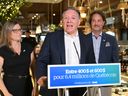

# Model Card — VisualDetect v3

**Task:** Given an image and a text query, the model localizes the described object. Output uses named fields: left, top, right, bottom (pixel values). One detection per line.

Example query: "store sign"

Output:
left=48, top=63, right=121, bottom=89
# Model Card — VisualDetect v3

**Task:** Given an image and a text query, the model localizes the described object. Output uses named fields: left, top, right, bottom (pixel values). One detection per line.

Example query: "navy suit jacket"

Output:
left=85, top=32, right=119, bottom=63
left=36, top=29, right=88, bottom=96
left=85, top=33, right=119, bottom=96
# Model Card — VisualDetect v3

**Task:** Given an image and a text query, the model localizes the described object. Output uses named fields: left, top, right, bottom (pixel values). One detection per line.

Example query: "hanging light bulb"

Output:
left=80, top=13, right=86, bottom=18
left=74, top=0, right=87, bottom=18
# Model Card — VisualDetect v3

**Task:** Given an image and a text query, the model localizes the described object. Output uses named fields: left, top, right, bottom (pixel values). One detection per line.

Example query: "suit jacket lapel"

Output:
left=79, top=31, right=87, bottom=63
left=99, top=33, right=106, bottom=62
left=87, top=33, right=96, bottom=63
left=57, top=30, right=66, bottom=64
left=90, top=33, right=96, bottom=63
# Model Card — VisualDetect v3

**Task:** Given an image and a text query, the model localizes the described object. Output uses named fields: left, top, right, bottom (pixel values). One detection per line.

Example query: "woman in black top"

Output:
left=0, top=21, right=35, bottom=96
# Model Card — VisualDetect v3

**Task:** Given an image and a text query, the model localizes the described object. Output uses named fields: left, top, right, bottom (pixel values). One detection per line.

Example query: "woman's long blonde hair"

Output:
left=0, top=21, right=20, bottom=48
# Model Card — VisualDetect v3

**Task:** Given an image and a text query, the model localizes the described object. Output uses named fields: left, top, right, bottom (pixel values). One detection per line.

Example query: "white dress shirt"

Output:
left=64, top=31, right=80, bottom=65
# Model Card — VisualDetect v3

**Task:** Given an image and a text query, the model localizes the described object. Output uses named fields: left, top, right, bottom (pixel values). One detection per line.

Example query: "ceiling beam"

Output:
left=25, top=0, right=63, bottom=3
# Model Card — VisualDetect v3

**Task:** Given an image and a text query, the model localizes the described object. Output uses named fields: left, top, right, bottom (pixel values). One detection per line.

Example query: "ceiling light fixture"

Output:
left=117, top=0, right=128, bottom=9
left=117, top=0, right=128, bottom=23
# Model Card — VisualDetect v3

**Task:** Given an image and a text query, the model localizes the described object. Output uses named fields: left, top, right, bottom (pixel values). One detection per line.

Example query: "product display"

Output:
left=112, top=75, right=128, bottom=96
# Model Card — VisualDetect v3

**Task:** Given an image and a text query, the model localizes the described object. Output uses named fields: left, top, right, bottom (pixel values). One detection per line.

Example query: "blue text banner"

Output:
left=48, top=63, right=121, bottom=89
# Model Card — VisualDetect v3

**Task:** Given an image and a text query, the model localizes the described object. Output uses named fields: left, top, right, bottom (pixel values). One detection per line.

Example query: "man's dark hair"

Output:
left=26, top=29, right=31, bottom=33
left=89, top=10, right=106, bottom=25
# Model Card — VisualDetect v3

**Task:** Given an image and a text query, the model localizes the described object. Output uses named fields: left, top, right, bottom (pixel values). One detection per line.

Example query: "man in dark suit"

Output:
left=86, top=11, right=119, bottom=96
left=36, top=7, right=88, bottom=96
left=22, top=30, right=37, bottom=49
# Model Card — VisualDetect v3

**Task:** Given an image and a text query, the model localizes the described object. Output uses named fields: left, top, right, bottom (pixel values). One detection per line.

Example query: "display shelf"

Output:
left=112, top=73, right=128, bottom=96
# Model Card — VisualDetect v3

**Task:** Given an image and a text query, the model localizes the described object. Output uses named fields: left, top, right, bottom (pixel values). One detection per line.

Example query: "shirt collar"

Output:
left=64, top=31, right=79, bottom=38
left=92, top=32, right=102, bottom=39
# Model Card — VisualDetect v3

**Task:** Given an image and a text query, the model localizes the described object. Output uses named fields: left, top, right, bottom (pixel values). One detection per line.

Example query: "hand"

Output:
left=31, top=87, right=39, bottom=96
left=9, top=94, right=13, bottom=96
left=37, top=76, right=47, bottom=87
left=5, top=93, right=13, bottom=96
left=2, top=90, right=13, bottom=96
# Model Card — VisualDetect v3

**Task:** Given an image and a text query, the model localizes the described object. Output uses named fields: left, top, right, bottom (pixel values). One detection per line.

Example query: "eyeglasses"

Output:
left=12, top=29, right=22, bottom=33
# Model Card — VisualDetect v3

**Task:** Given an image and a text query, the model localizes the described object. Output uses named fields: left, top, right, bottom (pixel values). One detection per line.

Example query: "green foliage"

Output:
left=0, top=0, right=25, bottom=22
left=49, top=24, right=58, bottom=32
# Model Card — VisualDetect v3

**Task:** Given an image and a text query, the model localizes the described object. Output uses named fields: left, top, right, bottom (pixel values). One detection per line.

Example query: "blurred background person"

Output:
left=22, top=30, right=37, bottom=50
left=0, top=21, right=36, bottom=96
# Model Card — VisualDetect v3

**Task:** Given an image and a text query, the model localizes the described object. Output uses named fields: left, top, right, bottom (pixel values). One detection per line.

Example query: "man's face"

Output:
left=62, top=9, right=80, bottom=35
left=91, top=13, right=105, bottom=33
